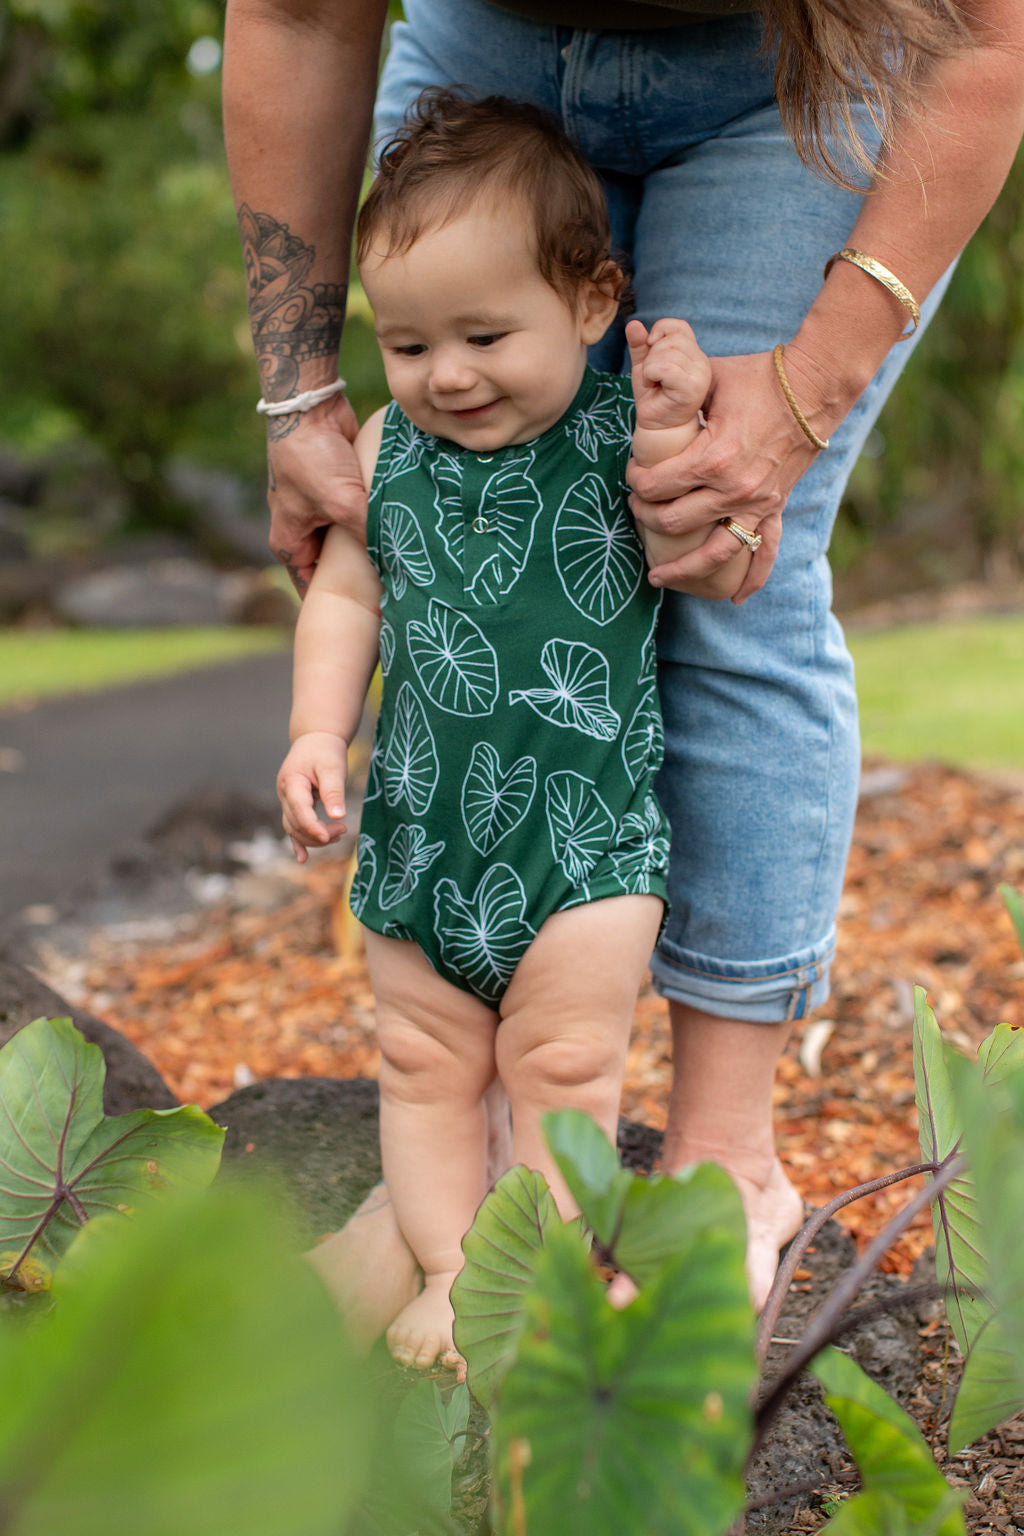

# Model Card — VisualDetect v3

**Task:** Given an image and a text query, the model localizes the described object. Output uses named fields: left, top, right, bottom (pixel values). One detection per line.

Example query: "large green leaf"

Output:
left=998, top=883, right=1024, bottom=956
left=0, top=1017, right=224, bottom=1284
left=542, top=1108, right=632, bottom=1246
left=493, top=1220, right=755, bottom=1536
left=913, top=992, right=988, bottom=1355
left=0, top=1188, right=373, bottom=1536
left=451, top=1164, right=562, bottom=1410
left=613, top=1163, right=747, bottom=1290
left=394, top=1380, right=471, bottom=1520
left=947, top=1058, right=1024, bottom=1452
left=812, top=1348, right=966, bottom=1536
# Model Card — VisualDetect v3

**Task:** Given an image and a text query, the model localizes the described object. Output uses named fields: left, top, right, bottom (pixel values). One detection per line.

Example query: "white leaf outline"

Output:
left=610, top=793, right=671, bottom=894
left=509, top=639, right=621, bottom=741
left=621, top=685, right=664, bottom=787
left=565, top=382, right=633, bottom=463
left=432, top=453, right=465, bottom=573
left=553, top=472, right=644, bottom=626
left=378, top=620, right=395, bottom=678
left=383, top=681, right=440, bottom=814
left=348, top=834, right=377, bottom=916
left=544, top=771, right=616, bottom=884
left=379, top=501, right=435, bottom=599
left=361, top=737, right=383, bottom=805
left=433, top=863, right=536, bottom=1004
left=407, top=599, right=500, bottom=717
left=387, top=412, right=431, bottom=477
left=465, top=456, right=543, bottom=603
left=460, top=742, right=537, bottom=855
left=379, top=823, right=446, bottom=910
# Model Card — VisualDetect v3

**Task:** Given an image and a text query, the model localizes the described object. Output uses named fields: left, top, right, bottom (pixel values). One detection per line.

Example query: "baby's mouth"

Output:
left=449, top=400, right=500, bottom=419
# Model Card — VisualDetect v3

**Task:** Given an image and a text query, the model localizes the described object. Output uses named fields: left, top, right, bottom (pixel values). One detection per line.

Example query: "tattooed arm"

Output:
left=223, top=0, right=388, bottom=592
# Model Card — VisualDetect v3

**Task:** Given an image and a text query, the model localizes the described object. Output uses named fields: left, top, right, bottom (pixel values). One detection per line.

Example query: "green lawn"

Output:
left=3, top=616, right=1021, bottom=773
left=0, top=627, right=290, bottom=708
left=849, top=615, right=1024, bottom=771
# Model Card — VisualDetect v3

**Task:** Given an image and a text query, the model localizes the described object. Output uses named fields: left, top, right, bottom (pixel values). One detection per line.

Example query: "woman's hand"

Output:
left=627, top=349, right=826, bottom=604
left=267, top=393, right=368, bottom=596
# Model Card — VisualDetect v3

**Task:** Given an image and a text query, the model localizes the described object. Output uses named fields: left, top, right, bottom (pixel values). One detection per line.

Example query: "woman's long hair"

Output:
left=765, top=0, right=972, bottom=183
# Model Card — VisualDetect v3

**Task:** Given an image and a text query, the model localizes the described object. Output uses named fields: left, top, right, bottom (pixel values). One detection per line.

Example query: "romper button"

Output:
left=473, top=515, right=490, bottom=534
left=477, top=454, right=493, bottom=463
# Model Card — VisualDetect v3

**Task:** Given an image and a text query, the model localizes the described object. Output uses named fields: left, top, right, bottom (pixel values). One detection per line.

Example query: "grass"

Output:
left=849, top=614, right=1024, bottom=771
left=2, top=614, right=1021, bottom=773
left=0, top=627, right=290, bottom=708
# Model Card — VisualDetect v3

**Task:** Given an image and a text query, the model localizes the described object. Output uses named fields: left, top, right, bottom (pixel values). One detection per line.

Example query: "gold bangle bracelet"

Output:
left=772, top=344, right=829, bottom=452
left=824, top=247, right=921, bottom=340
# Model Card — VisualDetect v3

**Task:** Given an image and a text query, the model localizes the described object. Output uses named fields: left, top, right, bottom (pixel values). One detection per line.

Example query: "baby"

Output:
left=277, top=90, right=751, bottom=1371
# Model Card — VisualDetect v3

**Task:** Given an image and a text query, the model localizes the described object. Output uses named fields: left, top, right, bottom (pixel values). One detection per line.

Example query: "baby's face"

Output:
left=360, top=203, right=614, bottom=451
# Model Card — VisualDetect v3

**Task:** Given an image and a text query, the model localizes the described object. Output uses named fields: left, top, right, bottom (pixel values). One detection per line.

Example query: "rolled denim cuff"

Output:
left=649, top=929, right=836, bottom=1024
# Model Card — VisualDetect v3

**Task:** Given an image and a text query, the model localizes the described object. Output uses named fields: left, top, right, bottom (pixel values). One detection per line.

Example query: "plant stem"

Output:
left=757, top=1161, right=938, bottom=1362
left=751, top=1153, right=963, bottom=1454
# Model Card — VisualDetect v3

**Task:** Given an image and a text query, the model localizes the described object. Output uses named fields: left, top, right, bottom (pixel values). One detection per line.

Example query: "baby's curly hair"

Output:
left=357, top=88, right=630, bottom=313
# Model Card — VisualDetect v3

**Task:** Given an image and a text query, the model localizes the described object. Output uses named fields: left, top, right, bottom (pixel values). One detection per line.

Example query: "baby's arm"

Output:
left=627, top=318, right=749, bottom=600
left=277, top=409, right=386, bottom=861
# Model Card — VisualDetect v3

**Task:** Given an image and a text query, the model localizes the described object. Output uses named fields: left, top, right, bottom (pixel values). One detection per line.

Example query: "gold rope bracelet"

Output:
left=772, top=345, right=829, bottom=452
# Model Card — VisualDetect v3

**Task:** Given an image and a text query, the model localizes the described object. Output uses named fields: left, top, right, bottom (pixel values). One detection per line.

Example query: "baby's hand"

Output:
left=626, top=317, right=712, bottom=435
left=276, top=731, right=349, bottom=863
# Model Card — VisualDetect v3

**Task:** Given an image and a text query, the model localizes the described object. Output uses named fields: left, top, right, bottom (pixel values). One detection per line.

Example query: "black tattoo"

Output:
left=238, top=204, right=346, bottom=441
left=275, top=547, right=308, bottom=596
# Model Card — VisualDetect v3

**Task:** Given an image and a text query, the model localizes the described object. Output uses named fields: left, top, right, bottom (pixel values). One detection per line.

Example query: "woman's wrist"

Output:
left=784, top=257, right=915, bottom=434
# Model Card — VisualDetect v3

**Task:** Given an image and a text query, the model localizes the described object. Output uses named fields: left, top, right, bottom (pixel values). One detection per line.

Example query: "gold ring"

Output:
left=720, top=518, right=762, bottom=553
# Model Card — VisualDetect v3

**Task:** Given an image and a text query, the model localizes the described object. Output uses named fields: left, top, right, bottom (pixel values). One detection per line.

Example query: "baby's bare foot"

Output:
left=386, top=1270, right=464, bottom=1374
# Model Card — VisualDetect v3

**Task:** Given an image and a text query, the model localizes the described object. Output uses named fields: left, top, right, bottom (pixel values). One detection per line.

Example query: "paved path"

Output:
left=0, top=654, right=293, bottom=922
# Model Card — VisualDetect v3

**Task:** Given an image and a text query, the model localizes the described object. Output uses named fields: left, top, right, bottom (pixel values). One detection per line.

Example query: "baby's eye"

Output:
left=469, top=333, right=503, bottom=348
left=392, top=343, right=426, bottom=357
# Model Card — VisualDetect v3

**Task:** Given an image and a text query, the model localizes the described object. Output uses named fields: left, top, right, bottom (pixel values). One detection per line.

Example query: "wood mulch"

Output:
left=66, top=755, right=1024, bottom=1533
left=75, top=757, right=1024, bottom=1276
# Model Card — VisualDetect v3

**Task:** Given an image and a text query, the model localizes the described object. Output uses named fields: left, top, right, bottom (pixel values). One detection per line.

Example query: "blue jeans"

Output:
left=374, top=0, right=950, bottom=1022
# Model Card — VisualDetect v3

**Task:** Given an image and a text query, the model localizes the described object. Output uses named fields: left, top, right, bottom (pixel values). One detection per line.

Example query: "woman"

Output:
left=223, top=0, right=1024, bottom=1317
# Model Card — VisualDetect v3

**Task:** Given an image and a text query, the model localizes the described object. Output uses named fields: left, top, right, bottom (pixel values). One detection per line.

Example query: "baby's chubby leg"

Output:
left=364, top=930, right=498, bottom=1371
left=496, top=895, right=663, bottom=1215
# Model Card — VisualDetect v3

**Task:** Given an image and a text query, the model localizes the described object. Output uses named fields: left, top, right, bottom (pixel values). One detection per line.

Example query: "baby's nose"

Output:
left=429, top=351, right=475, bottom=392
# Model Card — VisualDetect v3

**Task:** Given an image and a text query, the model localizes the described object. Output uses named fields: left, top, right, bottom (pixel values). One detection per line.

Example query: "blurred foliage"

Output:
left=0, top=2, right=1021, bottom=581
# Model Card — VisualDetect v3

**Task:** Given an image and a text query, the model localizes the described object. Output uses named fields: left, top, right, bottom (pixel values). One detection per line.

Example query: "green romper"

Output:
left=350, top=366, right=670, bottom=1005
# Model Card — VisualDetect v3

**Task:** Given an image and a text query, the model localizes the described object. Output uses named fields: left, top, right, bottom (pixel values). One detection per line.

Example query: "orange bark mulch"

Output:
left=75, top=759, right=1024, bottom=1277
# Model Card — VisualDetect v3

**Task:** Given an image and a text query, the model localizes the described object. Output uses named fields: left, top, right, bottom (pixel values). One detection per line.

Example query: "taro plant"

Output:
left=446, top=885, right=1024, bottom=1535
left=0, top=1015, right=224, bottom=1297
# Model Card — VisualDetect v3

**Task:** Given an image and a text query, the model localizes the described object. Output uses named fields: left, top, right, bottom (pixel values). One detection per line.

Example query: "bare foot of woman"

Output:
left=386, top=1269, right=464, bottom=1374
left=306, top=1184, right=422, bottom=1350
left=606, top=1156, right=803, bottom=1313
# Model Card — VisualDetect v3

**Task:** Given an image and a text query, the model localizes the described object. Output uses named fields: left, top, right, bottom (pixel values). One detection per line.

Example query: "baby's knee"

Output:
left=378, top=1016, right=491, bottom=1102
left=499, top=1032, right=625, bottom=1105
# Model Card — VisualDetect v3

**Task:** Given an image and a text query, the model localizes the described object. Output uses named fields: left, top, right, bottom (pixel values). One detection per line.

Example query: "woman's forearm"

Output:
left=223, top=0, right=388, bottom=407
left=787, top=0, right=1024, bottom=432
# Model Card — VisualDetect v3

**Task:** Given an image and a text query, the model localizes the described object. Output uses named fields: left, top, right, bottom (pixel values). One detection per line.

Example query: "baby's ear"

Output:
left=579, top=267, right=622, bottom=345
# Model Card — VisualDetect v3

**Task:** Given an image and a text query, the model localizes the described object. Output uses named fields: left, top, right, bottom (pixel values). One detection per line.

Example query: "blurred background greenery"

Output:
left=1, top=2, right=1022, bottom=767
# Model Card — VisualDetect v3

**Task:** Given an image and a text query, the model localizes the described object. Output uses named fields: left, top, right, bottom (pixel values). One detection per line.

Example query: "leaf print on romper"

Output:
left=433, top=863, right=536, bottom=1005
left=611, top=793, right=670, bottom=894
left=509, top=639, right=621, bottom=741
left=387, top=412, right=431, bottom=477
left=565, top=381, right=633, bottom=462
left=378, top=620, right=395, bottom=678
left=460, top=742, right=537, bottom=855
left=467, top=458, right=543, bottom=604
left=544, top=772, right=616, bottom=885
left=379, top=824, right=446, bottom=910
left=348, top=834, right=377, bottom=917
left=621, top=685, right=664, bottom=788
left=379, top=501, right=435, bottom=599
left=553, top=473, right=644, bottom=626
left=407, top=599, right=500, bottom=716
left=383, top=681, right=440, bottom=815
